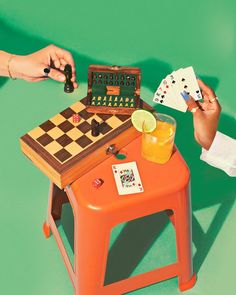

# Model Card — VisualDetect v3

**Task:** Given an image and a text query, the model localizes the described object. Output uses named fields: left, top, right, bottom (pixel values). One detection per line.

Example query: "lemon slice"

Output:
left=131, top=110, right=157, bottom=132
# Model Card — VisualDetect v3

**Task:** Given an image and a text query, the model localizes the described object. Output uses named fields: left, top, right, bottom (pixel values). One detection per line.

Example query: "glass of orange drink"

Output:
left=141, top=113, right=176, bottom=164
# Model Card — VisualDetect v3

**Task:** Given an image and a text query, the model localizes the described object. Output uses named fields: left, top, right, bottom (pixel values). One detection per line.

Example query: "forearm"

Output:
left=200, top=131, right=236, bottom=176
left=0, top=50, right=13, bottom=77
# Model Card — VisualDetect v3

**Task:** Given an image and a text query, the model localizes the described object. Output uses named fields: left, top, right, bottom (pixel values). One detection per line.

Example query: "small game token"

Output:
left=115, top=153, right=127, bottom=160
left=92, top=178, right=104, bottom=188
left=72, top=114, right=81, bottom=123
left=91, top=119, right=100, bottom=137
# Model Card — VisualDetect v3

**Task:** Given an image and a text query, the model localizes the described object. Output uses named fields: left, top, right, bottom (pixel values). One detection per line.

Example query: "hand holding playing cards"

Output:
left=183, top=79, right=222, bottom=150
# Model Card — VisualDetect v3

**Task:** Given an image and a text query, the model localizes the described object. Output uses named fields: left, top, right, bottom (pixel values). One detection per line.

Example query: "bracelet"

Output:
left=7, top=54, right=16, bottom=79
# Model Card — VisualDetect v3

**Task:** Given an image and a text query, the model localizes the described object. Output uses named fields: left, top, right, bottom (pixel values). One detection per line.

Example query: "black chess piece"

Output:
left=91, top=119, right=100, bottom=137
left=64, top=64, right=74, bottom=93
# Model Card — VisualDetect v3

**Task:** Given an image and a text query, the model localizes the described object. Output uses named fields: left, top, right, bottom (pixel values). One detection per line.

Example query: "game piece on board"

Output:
left=92, top=178, right=104, bottom=188
left=72, top=114, right=80, bottom=123
left=91, top=119, right=100, bottom=137
left=64, top=64, right=74, bottom=93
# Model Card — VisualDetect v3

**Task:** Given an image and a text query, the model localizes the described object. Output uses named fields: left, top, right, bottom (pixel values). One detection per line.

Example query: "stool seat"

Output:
left=71, top=136, right=190, bottom=211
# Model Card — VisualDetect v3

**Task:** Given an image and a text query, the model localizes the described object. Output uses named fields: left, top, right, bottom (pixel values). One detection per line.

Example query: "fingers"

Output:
left=47, top=67, right=65, bottom=82
left=197, top=79, right=216, bottom=101
left=181, top=91, right=201, bottom=113
left=47, top=44, right=77, bottom=86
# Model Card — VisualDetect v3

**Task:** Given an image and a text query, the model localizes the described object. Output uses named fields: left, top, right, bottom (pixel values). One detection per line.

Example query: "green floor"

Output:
left=0, top=1, right=236, bottom=294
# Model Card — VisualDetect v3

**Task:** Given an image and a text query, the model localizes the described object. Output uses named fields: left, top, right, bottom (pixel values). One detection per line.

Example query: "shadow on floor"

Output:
left=2, top=17, right=236, bottom=283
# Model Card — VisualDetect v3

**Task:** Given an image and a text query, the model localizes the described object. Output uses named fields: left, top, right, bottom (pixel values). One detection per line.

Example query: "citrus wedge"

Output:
left=131, top=110, right=157, bottom=132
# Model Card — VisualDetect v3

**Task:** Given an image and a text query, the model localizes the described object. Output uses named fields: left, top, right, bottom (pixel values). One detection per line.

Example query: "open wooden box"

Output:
left=86, top=65, right=141, bottom=115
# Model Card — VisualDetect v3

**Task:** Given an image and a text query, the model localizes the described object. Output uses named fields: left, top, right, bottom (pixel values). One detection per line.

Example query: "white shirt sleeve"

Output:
left=200, top=131, right=236, bottom=176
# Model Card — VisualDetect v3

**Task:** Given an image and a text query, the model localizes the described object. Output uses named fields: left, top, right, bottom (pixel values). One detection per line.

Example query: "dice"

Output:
left=72, top=114, right=80, bottom=123
left=92, top=178, right=104, bottom=189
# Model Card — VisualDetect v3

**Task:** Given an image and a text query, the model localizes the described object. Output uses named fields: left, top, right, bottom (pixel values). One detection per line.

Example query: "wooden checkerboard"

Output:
left=20, top=97, right=145, bottom=188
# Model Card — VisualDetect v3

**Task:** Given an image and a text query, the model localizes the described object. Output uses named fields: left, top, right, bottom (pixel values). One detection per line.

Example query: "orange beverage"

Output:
left=141, top=113, right=176, bottom=164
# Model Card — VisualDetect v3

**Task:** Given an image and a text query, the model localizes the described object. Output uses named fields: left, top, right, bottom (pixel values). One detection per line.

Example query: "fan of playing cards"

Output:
left=153, top=66, right=202, bottom=112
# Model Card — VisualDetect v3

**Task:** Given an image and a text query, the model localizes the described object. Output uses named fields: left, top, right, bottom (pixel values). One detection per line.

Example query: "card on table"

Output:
left=112, top=161, right=144, bottom=195
left=153, top=66, right=202, bottom=112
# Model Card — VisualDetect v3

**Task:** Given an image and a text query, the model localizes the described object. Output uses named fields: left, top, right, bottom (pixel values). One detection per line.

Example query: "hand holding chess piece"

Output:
left=182, top=79, right=222, bottom=150
left=0, top=45, right=78, bottom=88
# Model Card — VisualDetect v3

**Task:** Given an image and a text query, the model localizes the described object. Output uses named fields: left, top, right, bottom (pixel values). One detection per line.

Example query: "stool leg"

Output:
left=174, top=188, right=197, bottom=291
left=74, top=213, right=111, bottom=295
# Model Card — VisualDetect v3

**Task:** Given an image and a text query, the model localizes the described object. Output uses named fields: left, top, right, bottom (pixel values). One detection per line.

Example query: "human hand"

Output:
left=181, top=79, right=222, bottom=150
left=9, top=45, right=78, bottom=88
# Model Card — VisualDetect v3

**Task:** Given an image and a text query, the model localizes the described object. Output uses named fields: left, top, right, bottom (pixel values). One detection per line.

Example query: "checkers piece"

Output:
left=92, top=178, right=104, bottom=188
left=72, top=114, right=81, bottom=123
left=91, top=119, right=100, bottom=137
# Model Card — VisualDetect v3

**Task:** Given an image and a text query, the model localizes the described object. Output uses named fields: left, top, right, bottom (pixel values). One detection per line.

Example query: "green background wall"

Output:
left=0, top=1, right=235, bottom=294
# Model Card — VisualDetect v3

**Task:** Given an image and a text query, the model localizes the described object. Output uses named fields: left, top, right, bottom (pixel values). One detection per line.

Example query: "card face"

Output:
left=112, top=161, right=144, bottom=195
left=168, top=71, right=188, bottom=112
left=153, top=77, right=187, bottom=112
left=171, top=67, right=202, bottom=101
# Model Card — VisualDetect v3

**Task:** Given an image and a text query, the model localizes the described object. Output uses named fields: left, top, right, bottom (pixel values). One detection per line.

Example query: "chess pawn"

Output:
left=91, top=119, right=100, bottom=137
left=64, top=64, right=74, bottom=93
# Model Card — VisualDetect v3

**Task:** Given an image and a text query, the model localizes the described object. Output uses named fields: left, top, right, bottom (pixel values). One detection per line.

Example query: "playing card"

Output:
left=112, top=161, right=144, bottom=195
left=171, top=67, right=202, bottom=101
left=153, top=76, right=187, bottom=112
left=168, top=70, right=188, bottom=112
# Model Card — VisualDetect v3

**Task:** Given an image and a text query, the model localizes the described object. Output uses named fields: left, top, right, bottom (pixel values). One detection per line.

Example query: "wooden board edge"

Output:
left=61, top=128, right=141, bottom=187
left=20, top=139, right=63, bottom=189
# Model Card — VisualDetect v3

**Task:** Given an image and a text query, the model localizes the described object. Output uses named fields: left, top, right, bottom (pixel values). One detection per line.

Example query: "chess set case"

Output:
left=20, top=66, right=152, bottom=189
left=86, top=65, right=141, bottom=115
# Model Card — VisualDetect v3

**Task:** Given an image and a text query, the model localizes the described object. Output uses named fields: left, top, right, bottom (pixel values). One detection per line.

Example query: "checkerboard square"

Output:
left=50, top=114, right=66, bottom=126
left=77, top=121, right=91, bottom=133
left=78, top=109, right=93, bottom=120
left=37, top=133, right=54, bottom=146
left=39, top=120, right=56, bottom=132
left=56, top=134, right=73, bottom=147
left=64, top=142, right=83, bottom=155
left=28, top=127, right=45, bottom=139
left=60, top=107, right=75, bottom=119
left=47, top=127, right=65, bottom=139
left=106, top=116, right=124, bottom=128
left=44, top=141, right=63, bottom=154
left=67, top=128, right=83, bottom=141
left=116, top=114, right=130, bottom=122
left=54, top=148, right=72, bottom=162
left=100, top=122, right=112, bottom=135
left=75, top=135, right=93, bottom=148
left=70, top=101, right=85, bottom=113
left=58, top=120, right=74, bottom=133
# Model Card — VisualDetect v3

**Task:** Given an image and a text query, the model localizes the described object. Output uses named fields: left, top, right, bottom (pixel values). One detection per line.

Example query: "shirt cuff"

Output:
left=200, top=131, right=236, bottom=176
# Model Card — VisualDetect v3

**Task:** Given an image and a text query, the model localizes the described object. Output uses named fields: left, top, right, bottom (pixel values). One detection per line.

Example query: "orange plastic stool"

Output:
left=45, top=135, right=196, bottom=295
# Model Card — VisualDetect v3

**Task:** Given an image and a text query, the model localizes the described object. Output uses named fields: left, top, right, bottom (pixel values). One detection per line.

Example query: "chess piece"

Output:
left=91, top=119, right=100, bottom=137
left=64, top=64, right=74, bottom=93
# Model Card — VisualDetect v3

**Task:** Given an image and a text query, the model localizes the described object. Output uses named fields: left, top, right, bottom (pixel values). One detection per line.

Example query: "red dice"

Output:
left=92, top=178, right=104, bottom=189
left=72, top=114, right=80, bottom=123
